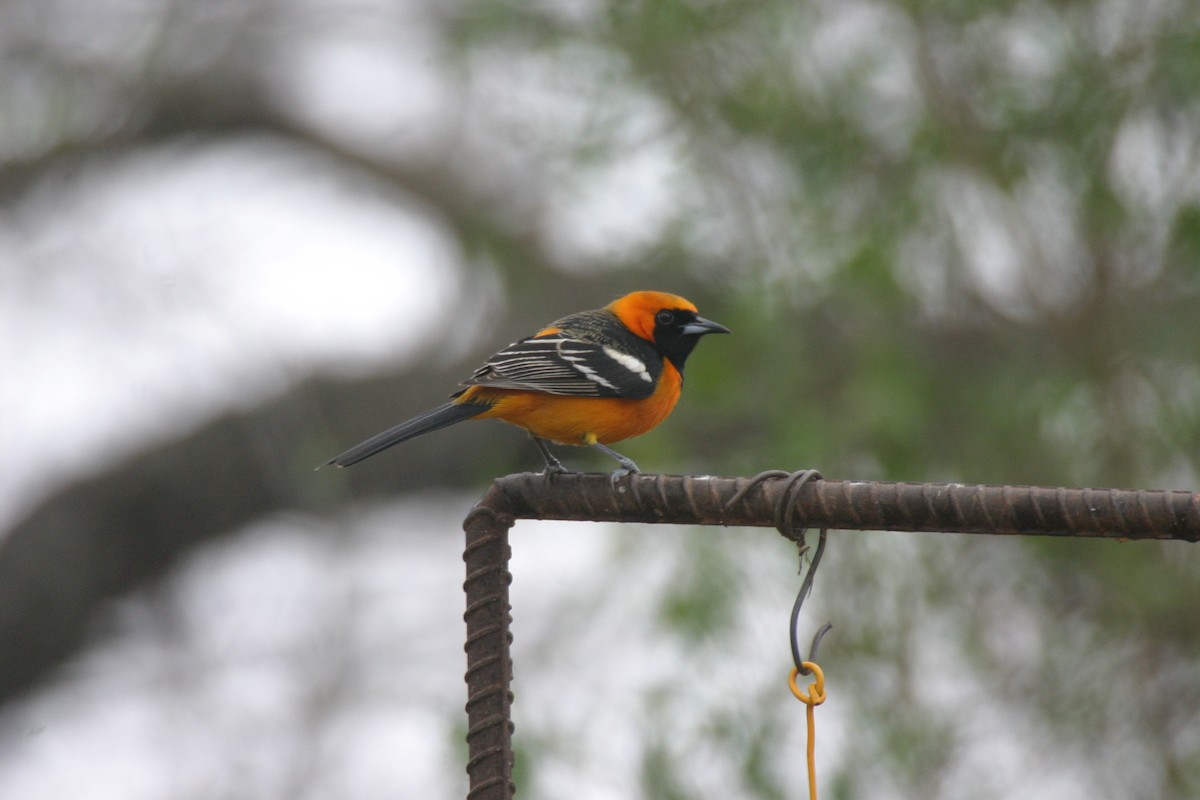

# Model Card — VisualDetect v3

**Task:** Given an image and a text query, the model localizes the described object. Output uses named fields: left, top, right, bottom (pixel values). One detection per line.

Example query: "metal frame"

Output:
left=461, top=471, right=1200, bottom=798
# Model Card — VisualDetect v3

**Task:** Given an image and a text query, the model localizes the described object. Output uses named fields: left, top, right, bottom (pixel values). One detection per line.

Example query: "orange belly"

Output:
left=458, top=363, right=682, bottom=445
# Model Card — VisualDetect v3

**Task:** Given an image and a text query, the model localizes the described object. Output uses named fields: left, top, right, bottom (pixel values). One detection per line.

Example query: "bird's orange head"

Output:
left=607, top=291, right=697, bottom=341
left=606, top=290, right=730, bottom=372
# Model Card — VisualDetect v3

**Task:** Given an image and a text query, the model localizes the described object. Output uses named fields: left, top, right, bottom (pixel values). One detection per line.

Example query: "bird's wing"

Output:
left=461, top=332, right=661, bottom=399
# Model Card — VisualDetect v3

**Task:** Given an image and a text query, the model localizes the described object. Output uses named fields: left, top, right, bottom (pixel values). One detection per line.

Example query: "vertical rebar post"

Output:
left=462, top=504, right=516, bottom=800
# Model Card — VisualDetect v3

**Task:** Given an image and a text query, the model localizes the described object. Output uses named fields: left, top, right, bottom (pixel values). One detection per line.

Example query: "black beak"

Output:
left=681, top=315, right=732, bottom=336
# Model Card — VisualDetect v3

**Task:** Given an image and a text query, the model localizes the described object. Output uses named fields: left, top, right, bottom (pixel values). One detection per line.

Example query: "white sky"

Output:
left=0, top=140, right=464, bottom=525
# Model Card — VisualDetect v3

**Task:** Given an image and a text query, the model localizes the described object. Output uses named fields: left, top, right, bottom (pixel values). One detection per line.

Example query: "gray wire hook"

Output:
left=729, top=469, right=832, bottom=674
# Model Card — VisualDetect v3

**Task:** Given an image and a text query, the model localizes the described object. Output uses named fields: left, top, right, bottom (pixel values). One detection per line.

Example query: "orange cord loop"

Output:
left=789, top=661, right=826, bottom=705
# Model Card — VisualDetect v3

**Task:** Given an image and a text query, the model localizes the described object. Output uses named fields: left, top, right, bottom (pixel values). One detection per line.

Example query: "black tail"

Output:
left=326, top=401, right=488, bottom=467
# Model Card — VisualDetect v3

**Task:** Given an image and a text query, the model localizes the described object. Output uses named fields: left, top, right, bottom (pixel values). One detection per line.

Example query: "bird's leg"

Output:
left=591, top=443, right=640, bottom=482
left=531, top=435, right=569, bottom=474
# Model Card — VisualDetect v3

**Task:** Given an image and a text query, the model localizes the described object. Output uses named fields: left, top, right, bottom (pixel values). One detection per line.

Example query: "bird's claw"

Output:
left=609, top=465, right=639, bottom=486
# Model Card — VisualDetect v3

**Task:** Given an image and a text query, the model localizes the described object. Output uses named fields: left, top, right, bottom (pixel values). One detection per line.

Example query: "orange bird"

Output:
left=327, top=290, right=730, bottom=475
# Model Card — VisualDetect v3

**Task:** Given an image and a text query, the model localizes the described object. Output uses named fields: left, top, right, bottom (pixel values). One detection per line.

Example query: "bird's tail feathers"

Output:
left=327, top=401, right=488, bottom=467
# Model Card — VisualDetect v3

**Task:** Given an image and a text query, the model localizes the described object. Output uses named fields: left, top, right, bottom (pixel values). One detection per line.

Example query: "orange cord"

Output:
left=789, top=661, right=826, bottom=800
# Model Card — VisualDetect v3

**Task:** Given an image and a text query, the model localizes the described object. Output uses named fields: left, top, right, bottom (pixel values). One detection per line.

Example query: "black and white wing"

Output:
left=460, top=332, right=662, bottom=399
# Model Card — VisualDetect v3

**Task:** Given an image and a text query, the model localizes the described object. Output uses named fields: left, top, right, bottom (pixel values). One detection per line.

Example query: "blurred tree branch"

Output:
left=0, top=355, right=511, bottom=705
left=0, top=46, right=649, bottom=705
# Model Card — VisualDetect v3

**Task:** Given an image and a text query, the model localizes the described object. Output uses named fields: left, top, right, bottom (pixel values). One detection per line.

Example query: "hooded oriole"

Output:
left=326, top=290, right=730, bottom=475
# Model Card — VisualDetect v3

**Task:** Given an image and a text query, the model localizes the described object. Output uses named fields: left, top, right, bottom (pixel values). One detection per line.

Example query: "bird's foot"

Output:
left=592, top=442, right=640, bottom=484
left=531, top=435, right=572, bottom=476
left=608, top=464, right=640, bottom=486
left=540, top=460, right=571, bottom=477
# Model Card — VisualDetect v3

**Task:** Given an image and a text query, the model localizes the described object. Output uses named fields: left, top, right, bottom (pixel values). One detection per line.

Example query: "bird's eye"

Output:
left=655, top=310, right=674, bottom=325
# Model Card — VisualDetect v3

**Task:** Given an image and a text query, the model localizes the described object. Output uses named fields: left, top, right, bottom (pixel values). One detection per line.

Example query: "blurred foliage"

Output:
left=4, top=0, right=1200, bottom=797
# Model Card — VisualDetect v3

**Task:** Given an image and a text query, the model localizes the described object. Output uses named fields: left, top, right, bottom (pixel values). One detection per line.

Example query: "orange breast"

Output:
left=459, top=362, right=683, bottom=445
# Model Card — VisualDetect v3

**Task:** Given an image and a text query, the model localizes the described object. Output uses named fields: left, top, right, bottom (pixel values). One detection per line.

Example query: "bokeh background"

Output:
left=3, top=0, right=1200, bottom=797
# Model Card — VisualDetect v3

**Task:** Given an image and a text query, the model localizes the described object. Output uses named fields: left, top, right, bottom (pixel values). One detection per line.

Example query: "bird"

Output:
left=325, top=290, right=730, bottom=476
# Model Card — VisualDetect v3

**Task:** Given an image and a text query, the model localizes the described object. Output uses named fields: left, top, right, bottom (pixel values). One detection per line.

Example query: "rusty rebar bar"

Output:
left=462, top=505, right=515, bottom=800
left=461, top=471, right=1198, bottom=797
left=480, top=472, right=1200, bottom=541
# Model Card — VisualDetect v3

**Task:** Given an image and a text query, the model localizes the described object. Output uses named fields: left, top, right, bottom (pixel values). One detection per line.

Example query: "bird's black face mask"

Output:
left=652, top=308, right=731, bottom=373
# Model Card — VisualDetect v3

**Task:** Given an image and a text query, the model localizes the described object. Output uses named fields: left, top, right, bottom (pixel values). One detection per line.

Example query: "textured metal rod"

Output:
left=480, top=473, right=1200, bottom=541
left=462, top=505, right=516, bottom=800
